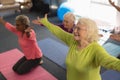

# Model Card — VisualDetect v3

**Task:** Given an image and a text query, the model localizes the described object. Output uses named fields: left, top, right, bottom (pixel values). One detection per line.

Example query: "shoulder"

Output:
left=5, top=22, right=15, bottom=27
left=30, top=29, right=35, bottom=34
left=90, top=42, right=104, bottom=51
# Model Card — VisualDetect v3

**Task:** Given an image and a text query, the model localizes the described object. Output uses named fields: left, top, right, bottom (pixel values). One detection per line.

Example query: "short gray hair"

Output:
left=15, top=15, right=30, bottom=26
left=63, top=12, right=75, bottom=22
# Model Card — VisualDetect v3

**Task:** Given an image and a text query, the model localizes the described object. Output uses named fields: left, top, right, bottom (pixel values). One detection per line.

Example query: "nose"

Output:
left=73, top=28, right=77, bottom=33
left=63, top=22, right=66, bottom=26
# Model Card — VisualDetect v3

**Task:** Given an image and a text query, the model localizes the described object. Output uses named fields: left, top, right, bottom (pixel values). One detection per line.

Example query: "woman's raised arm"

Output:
left=109, top=0, right=120, bottom=12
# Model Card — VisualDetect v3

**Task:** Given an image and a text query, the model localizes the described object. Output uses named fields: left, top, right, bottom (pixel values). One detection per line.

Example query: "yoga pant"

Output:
left=12, top=56, right=42, bottom=75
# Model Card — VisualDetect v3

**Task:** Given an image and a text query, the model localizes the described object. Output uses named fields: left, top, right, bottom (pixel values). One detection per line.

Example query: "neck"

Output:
left=77, top=40, right=89, bottom=49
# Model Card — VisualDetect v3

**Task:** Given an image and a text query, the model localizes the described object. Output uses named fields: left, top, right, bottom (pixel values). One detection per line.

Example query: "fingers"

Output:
left=37, top=16, right=40, bottom=20
left=32, top=14, right=48, bottom=25
left=36, top=14, right=48, bottom=21
left=45, top=14, right=48, bottom=18
left=109, top=0, right=113, bottom=3
left=32, top=19, right=40, bottom=25
left=0, top=16, right=3, bottom=19
left=109, top=0, right=114, bottom=5
left=109, top=0, right=112, bottom=2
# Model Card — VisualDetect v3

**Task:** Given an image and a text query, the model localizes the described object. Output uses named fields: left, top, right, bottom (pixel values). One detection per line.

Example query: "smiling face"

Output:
left=63, top=17, right=74, bottom=29
left=63, top=12, right=75, bottom=30
left=73, top=17, right=99, bottom=43
left=73, top=21, right=87, bottom=41
left=15, top=15, right=30, bottom=32
left=16, top=21, right=25, bottom=32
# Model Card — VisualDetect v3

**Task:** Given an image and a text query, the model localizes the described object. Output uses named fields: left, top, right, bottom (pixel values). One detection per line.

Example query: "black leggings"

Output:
left=12, top=56, right=42, bottom=75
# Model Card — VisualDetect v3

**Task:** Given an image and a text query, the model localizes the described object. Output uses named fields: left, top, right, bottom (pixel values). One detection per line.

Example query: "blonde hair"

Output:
left=63, top=12, right=75, bottom=22
left=15, top=15, right=30, bottom=26
left=78, top=17, right=99, bottom=42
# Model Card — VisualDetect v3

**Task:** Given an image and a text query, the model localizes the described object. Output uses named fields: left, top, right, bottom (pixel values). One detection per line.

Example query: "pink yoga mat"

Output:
left=0, top=48, right=57, bottom=80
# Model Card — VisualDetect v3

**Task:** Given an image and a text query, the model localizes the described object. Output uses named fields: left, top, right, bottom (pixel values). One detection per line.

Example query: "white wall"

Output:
left=59, top=0, right=120, bottom=26
left=116, top=0, right=120, bottom=26
left=88, top=3, right=117, bottom=25
left=89, top=0, right=120, bottom=26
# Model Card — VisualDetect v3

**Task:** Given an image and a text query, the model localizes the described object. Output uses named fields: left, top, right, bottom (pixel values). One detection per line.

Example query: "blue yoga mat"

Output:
left=101, top=70, right=120, bottom=80
left=38, top=38, right=69, bottom=69
left=102, top=42, right=120, bottom=57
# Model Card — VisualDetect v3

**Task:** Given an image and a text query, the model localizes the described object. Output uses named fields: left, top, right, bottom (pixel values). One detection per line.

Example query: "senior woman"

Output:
left=57, top=12, right=75, bottom=33
left=33, top=14, right=120, bottom=80
left=0, top=15, right=43, bottom=75
left=32, top=12, right=75, bottom=33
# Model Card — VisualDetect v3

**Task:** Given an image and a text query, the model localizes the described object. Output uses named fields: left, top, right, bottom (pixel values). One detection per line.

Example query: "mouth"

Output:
left=74, top=33, right=80, bottom=40
left=74, top=32, right=80, bottom=36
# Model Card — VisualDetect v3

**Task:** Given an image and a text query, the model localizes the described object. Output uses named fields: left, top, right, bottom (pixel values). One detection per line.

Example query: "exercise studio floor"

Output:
left=1, top=9, right=120, bottom=80
left=0, top=10, right=66, bottom=80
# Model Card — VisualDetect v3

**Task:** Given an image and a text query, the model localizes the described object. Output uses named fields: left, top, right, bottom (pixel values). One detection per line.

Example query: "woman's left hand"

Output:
left=32, top=17, right=41, bottom=25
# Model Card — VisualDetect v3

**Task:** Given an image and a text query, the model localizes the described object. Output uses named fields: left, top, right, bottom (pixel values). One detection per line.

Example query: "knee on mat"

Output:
left=14, top=68, right=30, bottom=75
left=12, top=68, right=23, bottom=75
left=16, top=70, right=28, bottom=75
left=12, top=66, right=17, bottom=72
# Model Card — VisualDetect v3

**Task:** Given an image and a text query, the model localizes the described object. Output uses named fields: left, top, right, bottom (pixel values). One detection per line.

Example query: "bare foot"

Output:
left=39, top=60, right=43, bottom=65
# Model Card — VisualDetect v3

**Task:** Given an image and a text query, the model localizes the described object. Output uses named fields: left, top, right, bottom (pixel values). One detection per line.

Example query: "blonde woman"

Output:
left=34, top=14, right=120, bottom=80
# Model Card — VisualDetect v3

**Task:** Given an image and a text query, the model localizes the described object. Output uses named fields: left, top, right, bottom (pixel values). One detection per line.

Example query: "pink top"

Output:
left=5, top=22, right=43, bottom=60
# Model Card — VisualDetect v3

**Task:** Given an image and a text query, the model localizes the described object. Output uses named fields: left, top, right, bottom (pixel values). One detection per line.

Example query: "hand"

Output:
left=32, top=16, right=45, bottom=26
left=109, top=0, right=115, bottom=6
left=0, top=16, right=6, bottom=25
left=0, top=16, right=3, bottom=22
left=32, top=18, right=41, bottom=25
left=32, top=14, right=48, bottom=26
left=44, top=13, right=48, bottom=19
left=108, top=0, right=120, bottom=12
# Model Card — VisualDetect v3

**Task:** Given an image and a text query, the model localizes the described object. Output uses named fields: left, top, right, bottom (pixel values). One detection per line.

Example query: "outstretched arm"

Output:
left=33, top=14, right=73, bottom=46
left=0, top=17, right=6, bottom=25
left=0, top=16, right=18, bottom=34
left=109, top=0, right=120, bottom=12
left=32, top=16, right=44, bottom=26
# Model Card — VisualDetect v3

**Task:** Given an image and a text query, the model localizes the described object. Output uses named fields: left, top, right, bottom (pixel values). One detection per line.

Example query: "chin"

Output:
left=74, top=37, right=80, bottom=41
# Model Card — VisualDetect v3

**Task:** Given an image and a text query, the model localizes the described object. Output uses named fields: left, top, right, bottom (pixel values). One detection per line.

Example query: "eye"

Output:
left=73, top=26, right=80, bottom=30
left=16, top=24, right=22, bottom=26
left=77, top=27, right=80, bottom=30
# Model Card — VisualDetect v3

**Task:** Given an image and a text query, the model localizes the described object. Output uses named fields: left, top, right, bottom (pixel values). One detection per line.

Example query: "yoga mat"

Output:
left=101, top=70, right=120, bottom=80
left=0, top=49, right=57, bottom=80
left=38, top=38, right=69, bottom=69
left=103, top=42, right=120, bottom=57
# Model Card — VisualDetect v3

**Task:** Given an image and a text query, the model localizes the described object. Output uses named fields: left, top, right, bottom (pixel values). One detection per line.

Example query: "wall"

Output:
left=57, top=0, right=120, bottom=26
left=116, top=0, right=120, bottom=26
